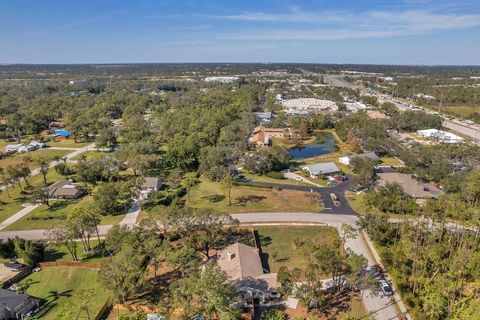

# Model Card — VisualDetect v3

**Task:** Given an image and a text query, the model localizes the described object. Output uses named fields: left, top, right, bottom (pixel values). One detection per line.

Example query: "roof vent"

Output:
left=227, top=251, right=235, bottom=260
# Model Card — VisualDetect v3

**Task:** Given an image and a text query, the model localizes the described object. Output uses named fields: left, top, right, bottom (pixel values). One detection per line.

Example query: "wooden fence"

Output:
left=38, top=261, right=102, bottom=269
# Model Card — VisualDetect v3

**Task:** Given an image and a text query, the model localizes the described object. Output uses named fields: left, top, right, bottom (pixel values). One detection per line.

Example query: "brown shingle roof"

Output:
left=377, top=173, right=442, bottom=199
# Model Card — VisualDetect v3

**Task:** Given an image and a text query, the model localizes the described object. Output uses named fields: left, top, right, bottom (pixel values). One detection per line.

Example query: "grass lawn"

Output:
left=43, top=240, right=109, bottom=263
left=0, top=171, right=63, bottom=224
left=72, top=150, right=114, bottom=160
left=344, top=191, right=382, bottom=216
left=46, top=140, right=90, bottom=148
left=256, top=226, right=341, bottom=274
left=380, top=156, right=403, bottom=167
left=0, top=149, right=72, bottom=170
left=187, top=177, right=323, bottom=213
left=20, top=267, right=109, bottom=320
left=3, top=196, right=126, bottom=230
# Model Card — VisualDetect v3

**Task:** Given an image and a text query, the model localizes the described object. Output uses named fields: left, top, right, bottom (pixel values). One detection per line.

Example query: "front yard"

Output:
left=0, top=148, right=71, bottom=170
left=19, top=267, right=109, bottom=320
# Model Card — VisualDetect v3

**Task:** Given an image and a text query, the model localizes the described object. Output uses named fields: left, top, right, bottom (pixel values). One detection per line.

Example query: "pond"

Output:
left=288, top=132, right=336, bottom=159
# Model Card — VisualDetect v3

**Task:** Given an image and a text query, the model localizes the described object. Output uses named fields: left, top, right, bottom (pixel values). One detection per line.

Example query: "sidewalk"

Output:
left=0, top=204, right=40, bottom=230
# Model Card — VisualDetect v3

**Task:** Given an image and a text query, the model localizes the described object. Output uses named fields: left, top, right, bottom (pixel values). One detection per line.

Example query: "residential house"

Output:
left=28, top=141, right=47, bottom=150
left=140, top=177, right=162, bottom=199
left=48, top=180, right=84, bottom=199
left=217, top=243, right=279, bottom=306
left=377, top=172, right=442, bottom=204
left=253, top=112, right=272, bottom=123
left=0, top=289, right=40, bottom=320
left=53, top=129, right=70, bottom=140
left=339, top=152, right=380, bottom=166
left=301, top=162, right=341, bottom=178
left=17, top=145, right=35, bottom=153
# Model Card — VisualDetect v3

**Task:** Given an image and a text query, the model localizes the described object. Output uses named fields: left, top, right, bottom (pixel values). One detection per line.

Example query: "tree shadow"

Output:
left=234, top=195, right=266, bottom=207
left=47, top=201, right=73, bottom=212
left=202, top=194, right=225, bottom=203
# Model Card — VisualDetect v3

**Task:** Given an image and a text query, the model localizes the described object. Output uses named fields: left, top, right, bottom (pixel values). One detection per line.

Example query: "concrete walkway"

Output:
left=0, top=204, right=40, bottom=230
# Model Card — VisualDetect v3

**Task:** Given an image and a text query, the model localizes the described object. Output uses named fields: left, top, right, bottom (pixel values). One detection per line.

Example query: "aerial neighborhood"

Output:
left=1, top=63, right=480, bottom=320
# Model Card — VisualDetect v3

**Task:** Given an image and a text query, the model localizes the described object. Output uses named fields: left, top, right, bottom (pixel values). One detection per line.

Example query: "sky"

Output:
left=1, top=0, right=480, bottom=65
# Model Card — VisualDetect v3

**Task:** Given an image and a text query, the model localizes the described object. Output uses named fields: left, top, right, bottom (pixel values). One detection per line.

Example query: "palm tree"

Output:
left=36, top=157, right=49, bottom=186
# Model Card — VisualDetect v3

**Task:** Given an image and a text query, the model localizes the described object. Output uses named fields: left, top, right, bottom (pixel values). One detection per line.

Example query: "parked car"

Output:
left=379, top=279, right=394, bottom=296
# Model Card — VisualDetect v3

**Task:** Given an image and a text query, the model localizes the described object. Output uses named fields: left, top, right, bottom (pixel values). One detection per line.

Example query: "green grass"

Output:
left=46, top=140, right=90, bottom=148
left=19, top=267, right=109, bottom=320
left=3, top=196, right=126, bottom=230
left=43, top=240, right=109, bottom=263
left=187, top=176, right=323, bottom=213
left=345, top=191, right=416, bottom=219
left=0, top=171, right=63, bottom=224
left=72, top=150, right=114, bottom=160
left=380, top=156, right=403, bottom=167
left=256, top=226, right=341, bottom=275
left=0, top=149, right=72, bottom=170
left=240, top=170, right=312, bottom=187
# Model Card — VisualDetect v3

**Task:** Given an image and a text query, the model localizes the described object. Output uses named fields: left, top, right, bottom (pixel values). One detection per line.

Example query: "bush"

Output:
left=265, top=171, right=285, bottom=180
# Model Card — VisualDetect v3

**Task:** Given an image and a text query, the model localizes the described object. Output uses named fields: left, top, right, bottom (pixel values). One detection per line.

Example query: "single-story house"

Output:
left=377, top=172, right=442, bottom=203
left=48, top=180, right=84, bottom=199
left=141, top=177, right=162, bottom=192
left=417, top=129, right=464, bottom=144
left=302, top=162, right=341, bottom=178
left=339, top=152, right=380, bottom=166
left=0, top=289, right=40, bottom=320
left=5, top=144, right=23, bottom=152
left=17, top=145, right=35, bottom=153
left=217, top=243, right=279, bottom=306
left=28, top=141, right=47, bottom=150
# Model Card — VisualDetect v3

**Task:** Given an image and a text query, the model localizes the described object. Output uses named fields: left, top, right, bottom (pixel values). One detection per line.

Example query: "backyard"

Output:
left=19, top=267, right=109, bottom=320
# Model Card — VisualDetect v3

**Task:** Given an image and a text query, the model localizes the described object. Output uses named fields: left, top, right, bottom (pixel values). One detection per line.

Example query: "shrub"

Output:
left=265, top=171, right=285, bottom=180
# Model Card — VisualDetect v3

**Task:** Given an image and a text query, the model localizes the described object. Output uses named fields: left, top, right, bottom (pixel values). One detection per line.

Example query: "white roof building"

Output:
left=5, top=144, right=23, bottom=152
left=302, top=162, right=341, bottom=178
left=417, top=129, right=464, bottom=144
left=339, top=152, right=380, bottom=166
left=344, top=102, right=367, bottom=112
left=281, top=98, right=338, bottom=113
left=204, top=76, right=239, bottom=83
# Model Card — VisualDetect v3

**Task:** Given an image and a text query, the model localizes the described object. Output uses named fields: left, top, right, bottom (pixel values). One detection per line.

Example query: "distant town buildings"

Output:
left=281, top=98, right=338, bottom=113
left=204, top=76, right=239, bottom=83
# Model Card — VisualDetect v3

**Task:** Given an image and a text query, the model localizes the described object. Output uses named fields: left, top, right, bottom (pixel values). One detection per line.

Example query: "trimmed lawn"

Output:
left=19, top=267, right=109, bottom=320
left=0, top=171, right=63, bottom=224
left=188, top=177, right=323, bottom=213
left=380, top=156, right=403, bottom=167
left=3, top=196, right=126, bottom=230
left=0, top=149, right=71, bottom=170
left=256, top=226, right=341, bottom=274
left=72, top=150, right=114, bottom=160
left=46, top=140, right=90, bottom=148
left=43, top=240, right=109, bottom=263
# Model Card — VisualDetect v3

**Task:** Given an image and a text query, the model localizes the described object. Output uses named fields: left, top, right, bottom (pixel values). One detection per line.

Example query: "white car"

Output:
left=379, top=279, right=393, bottom=296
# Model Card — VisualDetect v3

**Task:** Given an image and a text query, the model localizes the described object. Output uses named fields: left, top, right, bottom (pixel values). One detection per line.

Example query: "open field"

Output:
left=20, top=267, right=109, bottom=320
left=256, top=226, right=341, bottom=274
left=0, top=171, right=63, bottom=224
left=46, top=140, right=90, bottom=149
left=0, top=148, right=71, bottom=170
left=380, top=156, right=403, bottom=167
left=187, top=177, right=323, bottom=213
left=3, top=196, right=125, bottom=231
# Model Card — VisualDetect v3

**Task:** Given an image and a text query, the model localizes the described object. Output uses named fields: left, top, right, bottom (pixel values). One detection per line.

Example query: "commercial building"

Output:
left=417, top=129, right=464, bottom=144
left=204, top=76, right=239, bottom=83
left=281, top=98, right=338, bottom=113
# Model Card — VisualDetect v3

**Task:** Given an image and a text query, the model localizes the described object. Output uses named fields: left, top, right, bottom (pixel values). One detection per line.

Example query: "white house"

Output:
left=302, top=162, right=341, bottom=178
left=28, top=141, right=47, bottom=150
left=339, top=152, right=380, bottom=166
left=417, top=129, right=464, bottom=144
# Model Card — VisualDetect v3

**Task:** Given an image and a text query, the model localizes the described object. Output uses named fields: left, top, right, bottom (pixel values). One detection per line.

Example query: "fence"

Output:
left=38, top=261, right=102, bottom=269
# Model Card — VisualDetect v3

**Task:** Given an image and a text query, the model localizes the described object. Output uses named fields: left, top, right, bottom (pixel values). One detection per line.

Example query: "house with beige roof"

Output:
left=217, top=243, right=280, bottom=305
left=48, top=180, right=84, bottom=199
left=377, top=172, right=442, bottom=204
